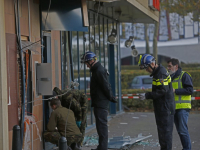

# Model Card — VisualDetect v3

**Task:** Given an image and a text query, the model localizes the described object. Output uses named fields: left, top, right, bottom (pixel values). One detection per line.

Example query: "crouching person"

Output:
left=44, top=98, right=82, bottom=150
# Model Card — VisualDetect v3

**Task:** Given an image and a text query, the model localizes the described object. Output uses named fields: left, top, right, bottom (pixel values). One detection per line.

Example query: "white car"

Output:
left=130, top=75, right=152, bottom=89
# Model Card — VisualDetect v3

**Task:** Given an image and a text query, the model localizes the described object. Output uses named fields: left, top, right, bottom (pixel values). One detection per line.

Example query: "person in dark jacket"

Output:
left=167, top=58, right=193, bottom=150
left=138, top=54, right=175, bottom=150
left=81, top=51, right=117, bottom=150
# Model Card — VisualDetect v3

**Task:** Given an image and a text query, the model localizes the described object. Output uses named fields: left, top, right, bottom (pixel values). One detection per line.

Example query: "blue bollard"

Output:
left=59, top=136, right=68, bottom=150
left=12, top=125, right=22, bottom=150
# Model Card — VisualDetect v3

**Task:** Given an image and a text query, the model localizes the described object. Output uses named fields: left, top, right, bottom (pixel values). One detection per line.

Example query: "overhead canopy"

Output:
left=87, top=0, right=159, bottom=23
left=41, top=0, right=88, bottom=31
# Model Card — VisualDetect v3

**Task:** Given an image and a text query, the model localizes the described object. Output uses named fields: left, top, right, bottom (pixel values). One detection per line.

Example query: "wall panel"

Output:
left=30, top=0, right=40, bottom=38
left=4, top=0, right=15, bottom=34
left=51, top=31, right=61, bottom=89
left=6, top=33, right=19, bottom=131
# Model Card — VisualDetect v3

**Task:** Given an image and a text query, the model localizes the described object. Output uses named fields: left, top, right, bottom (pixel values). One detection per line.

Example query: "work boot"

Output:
left=71, top=143, right=81, bottom=150
left=67, top=147, right=72, bottom=150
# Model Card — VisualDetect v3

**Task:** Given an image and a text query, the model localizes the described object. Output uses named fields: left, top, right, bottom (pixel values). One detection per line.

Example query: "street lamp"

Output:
left=131, top=45, right=138, bottom=57
left=108, top=29, right=117, bottom=44
left=125, top=36, right=134, bottom=48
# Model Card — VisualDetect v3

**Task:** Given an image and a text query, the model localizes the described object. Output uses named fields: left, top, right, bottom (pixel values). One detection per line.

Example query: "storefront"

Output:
left=1, top=0, right=159, bottom=149
left=59, top=0, right=159, bottom=127
left=61, top=10, right=122, bottom=126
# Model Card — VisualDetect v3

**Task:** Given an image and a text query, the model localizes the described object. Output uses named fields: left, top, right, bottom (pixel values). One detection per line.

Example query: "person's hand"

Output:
left=173, top=88, right=175, bottom=93
left=110, top=96, right=117, bottom=103
left=139, top=93, right=146, bottom=100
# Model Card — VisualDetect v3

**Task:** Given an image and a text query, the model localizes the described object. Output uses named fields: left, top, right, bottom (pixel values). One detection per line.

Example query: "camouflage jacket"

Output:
left=53, top=87, right=88, bottom=123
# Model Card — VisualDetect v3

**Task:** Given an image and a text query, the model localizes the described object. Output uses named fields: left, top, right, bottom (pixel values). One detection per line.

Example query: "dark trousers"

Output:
left=94, top=107, right=108, bottom=150
left=155, top=114, right=174, bottom=150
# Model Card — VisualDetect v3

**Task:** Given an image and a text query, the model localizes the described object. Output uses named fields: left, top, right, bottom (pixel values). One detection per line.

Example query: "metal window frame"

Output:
left=64, top=9, right=122, bottom=123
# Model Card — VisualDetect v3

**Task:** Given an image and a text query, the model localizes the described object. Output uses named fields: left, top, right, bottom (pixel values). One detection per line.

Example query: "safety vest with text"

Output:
left=172, top=71, right=192, bottom=109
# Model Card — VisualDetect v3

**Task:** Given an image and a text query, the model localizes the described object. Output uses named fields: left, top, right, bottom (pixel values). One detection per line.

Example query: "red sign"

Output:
left=153, top=0, right=160, bottom=11
left=149, top=0, right=160, bottom=11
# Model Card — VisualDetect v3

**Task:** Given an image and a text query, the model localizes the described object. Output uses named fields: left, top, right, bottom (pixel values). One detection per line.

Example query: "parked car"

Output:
left=130, top=75, right=152, bottom=89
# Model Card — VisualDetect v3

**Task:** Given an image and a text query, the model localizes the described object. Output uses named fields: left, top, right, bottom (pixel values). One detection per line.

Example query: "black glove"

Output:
left=110, top=96, right=117, bottom=103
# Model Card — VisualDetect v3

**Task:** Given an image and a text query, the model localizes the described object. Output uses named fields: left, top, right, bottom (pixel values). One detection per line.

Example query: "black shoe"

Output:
left=71, top=143, right=81, bottom=150
left=74, top=145, right=81, bottom=150
left=67, top=147, right=72, bottom=150
left=91, top=148, right=98, bottom=150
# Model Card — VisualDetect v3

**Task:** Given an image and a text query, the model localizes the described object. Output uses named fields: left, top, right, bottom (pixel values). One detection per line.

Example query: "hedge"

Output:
left=121, top=64, right=200, bottom=70
left=121, top=88, right=200, bottom=112
left=121, top=69, right=200, bottom=89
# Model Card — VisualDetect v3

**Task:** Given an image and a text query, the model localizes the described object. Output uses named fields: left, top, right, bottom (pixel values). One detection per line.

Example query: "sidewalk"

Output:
left=82, top=112, right=200, bottom=150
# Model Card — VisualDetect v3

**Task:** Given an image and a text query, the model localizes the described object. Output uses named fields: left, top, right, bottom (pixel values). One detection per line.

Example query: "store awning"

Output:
left=41, top=0, right=88, bottom=31
left=87, top=0, right=159, bottom=23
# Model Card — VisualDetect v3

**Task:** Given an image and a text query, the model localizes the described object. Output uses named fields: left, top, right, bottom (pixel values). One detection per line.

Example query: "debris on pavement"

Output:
left=82, top=133, right=153, bottom=149
left=83, top=134, right=99, bottom=146
left=128, top=113, right=134, bottom=115
left=108, top=133, right=152, bottom=149
left=132, top=117, right=139, bottom=119
left=120, top=123, right=128, bottom=124
left=135, top=139, right=160, bottom=147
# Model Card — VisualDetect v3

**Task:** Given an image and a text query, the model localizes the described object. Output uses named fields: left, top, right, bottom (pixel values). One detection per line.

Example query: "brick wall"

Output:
left=5, top=0, right=62, bottom=149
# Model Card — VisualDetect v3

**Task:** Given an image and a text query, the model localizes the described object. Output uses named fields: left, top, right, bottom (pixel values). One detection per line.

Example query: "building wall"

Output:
left=4, top=0, right=20, bottom=149
left=136, top=0, right=159, bottom=15
left=29, top=1, right=43, bottom=149
left=128, top=0, right=159, bottom=22
left=0, top=0, right=9, bottom=149
left=4, top=0, right=61, bottom=149
left=5, top=0, right=18, bottom=130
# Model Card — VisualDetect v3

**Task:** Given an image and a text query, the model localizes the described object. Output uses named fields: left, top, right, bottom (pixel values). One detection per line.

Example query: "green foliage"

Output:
left=122, top=88, right=200, bottom=97
left=121, top=65, right=200, bottom=89
left=121, top=88, right=200, bottom=111
left=121, top=89, right=152, bottom=111
left=161, top=0, right=200, bottom=21
left=121, top=64, right=200, bottom=111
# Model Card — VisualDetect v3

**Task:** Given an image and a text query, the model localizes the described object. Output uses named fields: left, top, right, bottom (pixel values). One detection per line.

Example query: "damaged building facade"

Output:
left=0, top=0, right=159, bottom=149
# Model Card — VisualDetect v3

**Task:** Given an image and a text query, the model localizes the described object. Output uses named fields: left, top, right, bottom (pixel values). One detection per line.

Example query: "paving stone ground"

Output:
left=82, top=111, right=200, bottom=150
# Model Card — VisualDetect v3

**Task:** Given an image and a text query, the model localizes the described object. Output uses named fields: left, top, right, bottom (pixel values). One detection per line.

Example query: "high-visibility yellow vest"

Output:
left=172, top=71, right=191, bottom=109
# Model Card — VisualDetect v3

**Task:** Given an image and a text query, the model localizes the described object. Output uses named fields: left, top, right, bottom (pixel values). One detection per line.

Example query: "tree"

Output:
left=161, top=0, right=200, bottom=41
left=145, top=24, right=150, bottom=54
left=153, top=21, right=159, bottom=62
left=161, top=0, right=200, bottom=21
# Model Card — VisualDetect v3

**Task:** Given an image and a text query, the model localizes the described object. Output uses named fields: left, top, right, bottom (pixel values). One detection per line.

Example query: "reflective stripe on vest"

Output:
left=172, top=71, right=191, bottom=109
left=152, top=75, right=171, bottom=86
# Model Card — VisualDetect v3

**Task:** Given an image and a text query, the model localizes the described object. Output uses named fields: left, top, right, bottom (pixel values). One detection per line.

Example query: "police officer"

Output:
left=138, top=54, right=175, bottom=150
left=81, top=51, right=117, bottom=150
left=167, top=58, right=193, bottom=150
left=44, top=98, right=82, bottom=150
left=53, top=87, right=88, bottom=147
